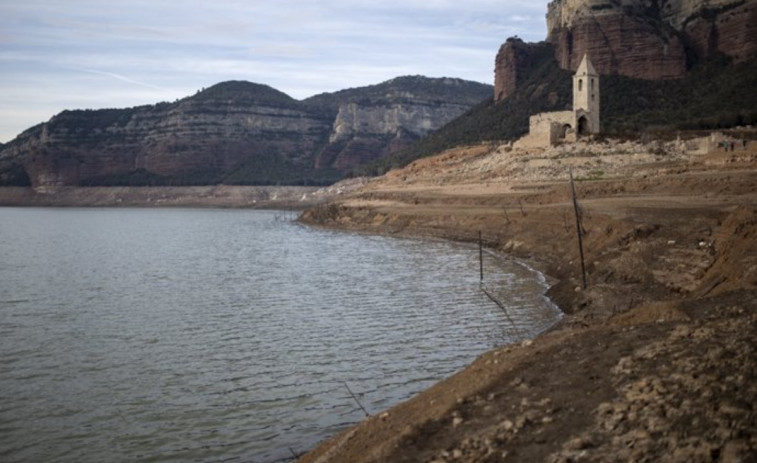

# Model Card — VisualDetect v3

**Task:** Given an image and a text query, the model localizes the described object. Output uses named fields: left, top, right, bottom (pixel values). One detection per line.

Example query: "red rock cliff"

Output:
left=495, top=0, right=757, bottom=102
left=494, top=39, right=553, bottom=102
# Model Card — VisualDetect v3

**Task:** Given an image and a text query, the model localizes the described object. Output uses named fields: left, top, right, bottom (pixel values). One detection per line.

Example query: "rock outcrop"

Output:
left=495, top=0, right=757, bottom=102
left=309, top=76, right=490, bottom=171
left=547, top=0, right=688, bottom=79
left=494, top=39, right=555, bottom=102
left=0, top=77, right=491, bottom=189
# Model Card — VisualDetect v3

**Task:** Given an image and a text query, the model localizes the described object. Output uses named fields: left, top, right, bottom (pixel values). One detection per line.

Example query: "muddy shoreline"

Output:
left=0, top=185, right=327, bottom=209
left=295, top=140, right=757, bottom=462
left=3, top=138, right=755, bottom=461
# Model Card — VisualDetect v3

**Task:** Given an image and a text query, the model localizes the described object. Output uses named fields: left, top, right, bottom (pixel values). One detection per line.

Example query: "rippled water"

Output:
left=0, top=208, right=560, bottom=462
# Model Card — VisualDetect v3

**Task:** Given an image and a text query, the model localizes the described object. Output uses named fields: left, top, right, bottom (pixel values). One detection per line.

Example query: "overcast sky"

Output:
left=0, top=1, right=548, bottom=143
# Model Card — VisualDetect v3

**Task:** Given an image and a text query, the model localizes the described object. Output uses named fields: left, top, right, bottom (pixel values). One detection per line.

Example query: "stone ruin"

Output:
left=515, top=54, right=600, bottom=149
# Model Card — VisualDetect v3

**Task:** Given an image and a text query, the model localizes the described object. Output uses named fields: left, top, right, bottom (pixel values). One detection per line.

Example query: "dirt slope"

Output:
left=297, top=135, right=757, bottom=462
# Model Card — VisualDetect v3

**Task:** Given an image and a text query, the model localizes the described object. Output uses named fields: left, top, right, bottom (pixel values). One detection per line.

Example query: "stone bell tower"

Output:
left=573, top=54, right=600, bottom=135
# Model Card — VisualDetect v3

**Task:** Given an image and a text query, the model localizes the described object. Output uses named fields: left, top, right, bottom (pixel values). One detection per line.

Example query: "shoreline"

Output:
left=0, top=185, right=327, bottom=210
left=3, top=136, right=756, bottom=460
left=295, top=140, right=757, bottom=461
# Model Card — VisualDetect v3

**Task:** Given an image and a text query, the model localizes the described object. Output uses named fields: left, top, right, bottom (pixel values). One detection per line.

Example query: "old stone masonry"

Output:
left=516, top=54, right=600, bottom=149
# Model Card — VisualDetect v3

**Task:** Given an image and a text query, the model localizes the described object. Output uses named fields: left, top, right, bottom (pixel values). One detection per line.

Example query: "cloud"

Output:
left=69, top=68, right=166, bottom=91
left=0, top=1, right=549, bottom=142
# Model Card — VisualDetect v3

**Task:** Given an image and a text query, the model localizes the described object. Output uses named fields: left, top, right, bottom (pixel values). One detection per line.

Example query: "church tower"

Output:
left=573, top=54, right=600, bottom=135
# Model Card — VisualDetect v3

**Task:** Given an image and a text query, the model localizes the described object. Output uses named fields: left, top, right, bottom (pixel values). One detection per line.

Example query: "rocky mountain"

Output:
left=0, top=77, right=491, bottom=189
left=495, top=0, right=757, bottom=101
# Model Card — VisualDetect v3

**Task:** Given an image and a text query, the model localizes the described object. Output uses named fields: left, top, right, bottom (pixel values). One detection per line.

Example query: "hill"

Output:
left=0, top=77, right=491, bottom=189
left=360, top=49, right=757, bottom=176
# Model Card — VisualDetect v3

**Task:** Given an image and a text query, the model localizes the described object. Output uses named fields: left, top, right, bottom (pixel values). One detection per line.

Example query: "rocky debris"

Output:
left=303, top=177, right=374, bottom=201
left=427, top=396, right=561, bottom=463
left=298, top=132, right=757, bottom=462
left=362, top=299, right=757, bottom=463
left=549, top=310, right=757, bottom=462
left=371, top=138, right=689, bottom=188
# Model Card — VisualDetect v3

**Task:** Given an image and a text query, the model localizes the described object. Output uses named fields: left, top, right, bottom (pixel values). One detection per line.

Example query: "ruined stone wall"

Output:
left=515, top=111, right=575, bottom=149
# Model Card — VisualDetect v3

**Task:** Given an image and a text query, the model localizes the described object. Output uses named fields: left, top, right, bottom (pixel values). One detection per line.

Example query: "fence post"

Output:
left=570, top=170, right=588, bottom=290
left=479, top=230, right=484, bottom=282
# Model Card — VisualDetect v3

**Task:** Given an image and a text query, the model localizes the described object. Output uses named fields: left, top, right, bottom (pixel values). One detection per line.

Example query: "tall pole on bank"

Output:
left=570, top=169, right=588, bottom=290
left=479, top=230, right=484, bottom=282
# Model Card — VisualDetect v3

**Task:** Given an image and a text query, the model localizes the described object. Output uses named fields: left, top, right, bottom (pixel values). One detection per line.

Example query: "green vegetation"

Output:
left=186, top=81, right=301, bottom=108
left=304, top=75, right=492, bottom=111
left=576, top=170, right=606, bottom=182
left=4, top=56, right=756, bottom=187
left=0, top=162, right=31, bottom=186
left=51, top=107, right=139, bottom=131
left=82, top=154, right=341, bottom=187
left=81, top=169, right=172, bottom=187
left=602, top=55, right=757, bottom=134
left=354, top=43, right=571, bottom=175
left=355, top=48, right=757, bottom=176
left=222, top=150, right=341, bottom=186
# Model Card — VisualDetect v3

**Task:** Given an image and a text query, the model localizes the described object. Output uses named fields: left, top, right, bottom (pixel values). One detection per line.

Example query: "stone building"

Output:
left=515, top=54, right=600, bottom=148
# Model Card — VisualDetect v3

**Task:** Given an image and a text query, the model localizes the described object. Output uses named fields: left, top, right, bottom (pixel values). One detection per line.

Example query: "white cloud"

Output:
left=0, top=1, right=549, bottom=142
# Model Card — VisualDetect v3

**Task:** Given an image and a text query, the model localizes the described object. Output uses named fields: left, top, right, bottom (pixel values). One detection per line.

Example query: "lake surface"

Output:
left=0, top=208, right=561, bottom=462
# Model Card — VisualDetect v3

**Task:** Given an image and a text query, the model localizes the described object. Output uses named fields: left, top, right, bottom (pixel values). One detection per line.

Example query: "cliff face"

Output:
left=495, top=0, right=757, bottom=102
left=0, top=78, right=491, bottom=188
left=547, top=0, right=688, bottom=79
left=307, top=76, right=491, bottom=171
left=495, top=39, right=540, bottom=102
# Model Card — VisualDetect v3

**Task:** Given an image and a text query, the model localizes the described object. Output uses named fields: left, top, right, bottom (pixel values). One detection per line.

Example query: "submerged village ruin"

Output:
left=516, top=54, right=601, bottom=149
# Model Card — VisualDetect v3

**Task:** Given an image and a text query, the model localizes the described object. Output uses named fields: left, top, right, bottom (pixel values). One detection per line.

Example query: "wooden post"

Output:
left=344, top=382, right=370, bottom=417
left=479, top=230, right=484, bottom=282
left=570, top=170, right=588, bottom=290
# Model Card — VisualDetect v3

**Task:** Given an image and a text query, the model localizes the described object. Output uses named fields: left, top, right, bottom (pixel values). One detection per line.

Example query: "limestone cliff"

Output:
left=307, top=76, right=491, bottom=171
left=0, top=78, right=491, bottom=188
left=495, top=0, right=757, bottom=102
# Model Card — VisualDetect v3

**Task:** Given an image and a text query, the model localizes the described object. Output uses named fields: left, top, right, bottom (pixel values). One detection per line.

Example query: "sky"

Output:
left=0, top=1, right=548, bottom=143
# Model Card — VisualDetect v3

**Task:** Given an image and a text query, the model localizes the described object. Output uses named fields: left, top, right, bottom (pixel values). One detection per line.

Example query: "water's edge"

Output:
left=294, top=220, right=566, bottom=459
left=0, top=208, right=562, bottom=463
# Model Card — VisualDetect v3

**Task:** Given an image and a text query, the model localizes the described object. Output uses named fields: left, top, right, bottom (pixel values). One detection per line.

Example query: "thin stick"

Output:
left=569, top=169, right=588, bottom=290
left=479, top=230, right=484, bottom=282
left=481, top=285, right=517, bottom=328
left=344, top=382, right=370, bottom=417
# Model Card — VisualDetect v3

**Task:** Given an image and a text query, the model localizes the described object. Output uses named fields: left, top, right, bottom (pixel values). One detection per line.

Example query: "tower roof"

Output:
left=576, top=54, right=597, bottom=76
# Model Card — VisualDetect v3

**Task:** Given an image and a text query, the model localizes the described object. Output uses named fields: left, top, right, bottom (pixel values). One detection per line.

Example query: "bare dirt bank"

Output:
left=0, top=185, right=326, bottom=209
left=297, top=138, right=757, bottom=462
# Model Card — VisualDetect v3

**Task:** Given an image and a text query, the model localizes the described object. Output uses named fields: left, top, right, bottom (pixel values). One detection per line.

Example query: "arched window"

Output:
left=578, top=79, right=583, bottom=92
left=591, top=78, right=595, bottom=90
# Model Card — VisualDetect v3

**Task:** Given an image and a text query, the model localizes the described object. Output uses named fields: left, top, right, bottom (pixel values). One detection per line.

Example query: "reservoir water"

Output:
left=0, top=208, right=561, bottom=462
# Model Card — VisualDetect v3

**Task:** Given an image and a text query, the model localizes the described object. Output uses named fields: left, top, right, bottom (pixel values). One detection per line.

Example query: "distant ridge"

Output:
left=0, top=76, right=491, bottom=189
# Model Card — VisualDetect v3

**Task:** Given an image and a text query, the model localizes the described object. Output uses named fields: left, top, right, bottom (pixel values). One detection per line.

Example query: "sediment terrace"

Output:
left=0, top=185, right=327, bottom=209
left=297, top=137, right=757, bottom=462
